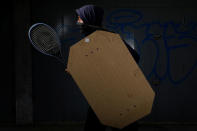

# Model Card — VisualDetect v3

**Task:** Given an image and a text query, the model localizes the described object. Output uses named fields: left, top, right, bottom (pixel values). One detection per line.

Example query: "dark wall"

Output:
left=0, top=1, right=15, bottom=123
left=1, top=0, right=197, bottom=124
left=31, top=0, right=197, bottom=122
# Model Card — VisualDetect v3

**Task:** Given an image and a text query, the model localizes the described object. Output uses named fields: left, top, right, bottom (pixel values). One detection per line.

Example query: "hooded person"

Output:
left=75, top=4, right=105, bottom=36
left=76, top=5, right=104, bottom=27
left=75, top=4, right=139, bottom=131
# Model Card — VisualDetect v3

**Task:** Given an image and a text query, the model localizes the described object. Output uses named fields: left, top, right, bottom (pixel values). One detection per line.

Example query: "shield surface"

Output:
left=66, top=30, right=155, bottom=129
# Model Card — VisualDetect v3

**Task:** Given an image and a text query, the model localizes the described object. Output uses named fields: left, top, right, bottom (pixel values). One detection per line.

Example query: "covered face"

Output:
left=76, top=5, right=104, bottom=27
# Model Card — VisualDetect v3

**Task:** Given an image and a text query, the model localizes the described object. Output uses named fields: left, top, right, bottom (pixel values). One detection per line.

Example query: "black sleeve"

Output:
left=122, top=40, right=140, bottom=64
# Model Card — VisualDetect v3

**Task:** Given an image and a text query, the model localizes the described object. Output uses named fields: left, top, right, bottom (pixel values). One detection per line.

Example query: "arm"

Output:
left=123, top=40, right=140, bottom=64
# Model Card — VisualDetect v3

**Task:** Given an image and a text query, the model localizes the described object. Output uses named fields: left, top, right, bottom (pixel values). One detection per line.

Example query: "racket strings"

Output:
left=30, top=25, right=61, bottom=55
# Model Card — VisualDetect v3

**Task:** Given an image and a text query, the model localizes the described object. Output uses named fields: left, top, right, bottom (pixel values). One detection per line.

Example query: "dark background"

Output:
left=1, top=0, right=197, bottom=130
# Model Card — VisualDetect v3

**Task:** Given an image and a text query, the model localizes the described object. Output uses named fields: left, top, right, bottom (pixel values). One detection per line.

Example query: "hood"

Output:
left=76, top=5, right=104, bottom=26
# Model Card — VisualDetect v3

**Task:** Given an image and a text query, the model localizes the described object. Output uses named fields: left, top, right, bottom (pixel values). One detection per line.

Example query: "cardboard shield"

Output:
left=66, top=30, right=155, bottom=129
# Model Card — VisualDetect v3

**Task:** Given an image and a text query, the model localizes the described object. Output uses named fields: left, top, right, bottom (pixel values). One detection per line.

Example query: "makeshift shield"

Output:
left=66, top=30, right=155, bottom=129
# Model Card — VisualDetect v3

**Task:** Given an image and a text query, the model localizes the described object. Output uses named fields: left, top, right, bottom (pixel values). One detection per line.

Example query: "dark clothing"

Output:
left=76, top=5, right=139, bottom=131
left=84, top=107, right=139, bottom=131
left=124, top=40, right=140, bottom=63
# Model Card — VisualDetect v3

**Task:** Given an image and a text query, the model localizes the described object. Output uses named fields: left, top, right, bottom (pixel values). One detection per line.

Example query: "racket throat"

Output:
left=54, top=51, right=65, bottom=64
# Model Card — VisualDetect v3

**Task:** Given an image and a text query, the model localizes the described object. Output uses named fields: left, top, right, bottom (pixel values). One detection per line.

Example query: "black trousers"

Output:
left=84, top=107, right=139, bottom=131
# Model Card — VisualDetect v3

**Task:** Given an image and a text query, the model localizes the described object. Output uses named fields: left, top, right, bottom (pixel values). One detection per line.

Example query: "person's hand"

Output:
left=65, top=68, right=70, bottom=74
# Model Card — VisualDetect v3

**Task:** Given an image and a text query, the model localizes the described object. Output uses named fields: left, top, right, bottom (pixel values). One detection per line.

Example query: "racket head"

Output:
left=28, top=23, right=63, bottom=61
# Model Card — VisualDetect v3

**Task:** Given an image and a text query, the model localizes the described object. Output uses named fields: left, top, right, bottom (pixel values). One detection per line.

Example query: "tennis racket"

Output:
left=28, top=23, right=65, bottom=64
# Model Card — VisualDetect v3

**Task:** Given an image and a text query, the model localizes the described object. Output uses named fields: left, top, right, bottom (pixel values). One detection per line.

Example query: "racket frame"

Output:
left=28, top=23, right=64, bottom=63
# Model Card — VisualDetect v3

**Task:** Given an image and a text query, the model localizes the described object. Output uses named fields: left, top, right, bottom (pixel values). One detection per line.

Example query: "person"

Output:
left=75, top=4, right=140, bottom=131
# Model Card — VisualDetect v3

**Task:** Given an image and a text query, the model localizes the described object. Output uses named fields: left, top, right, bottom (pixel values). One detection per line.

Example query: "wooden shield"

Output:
left=66, top=30, right=155, bottom=129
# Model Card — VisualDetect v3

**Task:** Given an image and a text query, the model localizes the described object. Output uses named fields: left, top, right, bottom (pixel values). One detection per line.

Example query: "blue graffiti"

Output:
left=105, top=9, right=197, bottom=85
left=56, top=9, right=197, bottom=85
